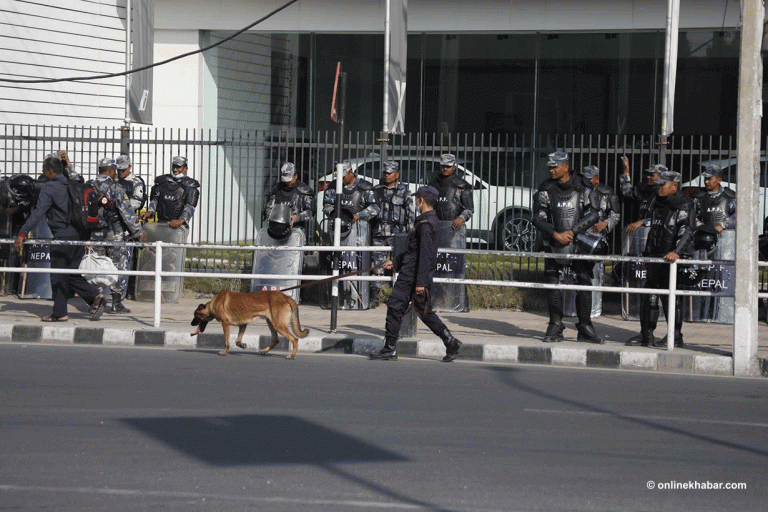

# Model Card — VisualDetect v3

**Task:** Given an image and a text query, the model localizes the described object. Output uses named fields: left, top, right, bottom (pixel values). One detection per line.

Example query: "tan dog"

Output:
left=191, top=290, right=308, bottom=360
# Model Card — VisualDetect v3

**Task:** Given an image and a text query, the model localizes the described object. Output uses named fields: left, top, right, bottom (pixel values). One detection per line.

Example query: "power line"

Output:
left=0, top=0, right=300, bottom=85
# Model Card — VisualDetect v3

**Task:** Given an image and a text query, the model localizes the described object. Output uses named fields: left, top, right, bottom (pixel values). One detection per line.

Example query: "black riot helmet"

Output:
left=9, top=174, right=35, bottom=201
left=330, top=209, right=354, bottom=239
left=693, top=225, right=719, bottom=252
left=267, top=203, right=292, bottom=240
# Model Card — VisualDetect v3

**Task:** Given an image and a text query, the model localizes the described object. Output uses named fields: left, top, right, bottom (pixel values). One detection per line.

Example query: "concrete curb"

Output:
left=1, top=323, right=765, bottom=378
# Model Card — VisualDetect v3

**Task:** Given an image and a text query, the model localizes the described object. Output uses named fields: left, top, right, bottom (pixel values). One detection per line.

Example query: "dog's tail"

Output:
left=290, top=301, right=309, bottom=338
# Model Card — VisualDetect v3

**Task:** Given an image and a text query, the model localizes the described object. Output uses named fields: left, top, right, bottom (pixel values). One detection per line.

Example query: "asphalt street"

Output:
left=1, top=343, right=767, bottom=512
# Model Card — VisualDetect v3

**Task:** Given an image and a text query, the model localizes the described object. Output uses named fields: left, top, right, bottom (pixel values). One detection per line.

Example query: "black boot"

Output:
left=107, top=292, right=131, bottom=314
left=439, top=328, right=463, bottom=362
left=628, top=296, right=658, bottom=346
left=576, top=291, right=603, bottom=343
left=544, top=289, right=565, bottom=342
left=370, top=338, right=398, bottom=360
left=543, top=322, right=565, bottom=343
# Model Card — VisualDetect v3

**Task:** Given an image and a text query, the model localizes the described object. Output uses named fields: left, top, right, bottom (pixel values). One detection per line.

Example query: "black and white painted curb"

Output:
left=2, top=323, right=765, bottom=378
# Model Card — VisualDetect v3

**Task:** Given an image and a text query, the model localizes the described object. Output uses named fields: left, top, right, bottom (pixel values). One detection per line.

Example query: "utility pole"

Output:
left=733, top=0, right=764, bottom=377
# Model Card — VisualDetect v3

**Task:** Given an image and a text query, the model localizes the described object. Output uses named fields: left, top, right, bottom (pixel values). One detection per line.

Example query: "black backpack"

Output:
left=66, top=181, right=102, bottom=238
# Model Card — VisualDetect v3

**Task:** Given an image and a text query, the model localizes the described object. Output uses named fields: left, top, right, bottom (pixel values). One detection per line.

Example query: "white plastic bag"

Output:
left=78, top=249, right=118, bottom=287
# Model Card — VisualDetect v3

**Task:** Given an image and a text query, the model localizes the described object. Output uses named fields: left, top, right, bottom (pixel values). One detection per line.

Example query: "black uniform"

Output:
left=533, top=173, right=601, bottom=341
left=263, top=180, right=316, bottom=234
left=430, top=174, right=474, bottom=222
left=148, top=174, right=201, bottom=223
left=380, top=209, right=460, bottom=358
left=620, top=175, right=658, bottom=222
left=640, top=191, right=695, bottom=346
left=691, top=187, right=736, bottom=234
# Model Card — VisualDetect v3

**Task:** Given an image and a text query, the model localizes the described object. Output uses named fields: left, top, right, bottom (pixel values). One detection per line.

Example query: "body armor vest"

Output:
left=697, top=189, right=734, bottom=227
left=156, top=179, right=186, bottom=221
left=434, top=176, right=466, bottom=221
left=549, top=187, right=583, bottom=232
left=646, top=195, right=692, bottom=256
left=373, top=184, right=408, bottom=237
left=340, top=184, right=366, bottom=214
left=271, top=184, right=301, bottom=214
left=636, top=186, right=656, bottom=219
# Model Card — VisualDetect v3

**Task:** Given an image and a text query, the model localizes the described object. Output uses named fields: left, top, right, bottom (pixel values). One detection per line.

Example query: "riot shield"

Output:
left=685, top=229, right=735, bottom=324
left=320, top=220, right=371, bottom=310
left=431, top=221, right=468, bottom=312
left=18, top=222, right=52, bottom=299
left=250, top=227, right=305, bottom=303
left=563, top=261, right=604, bottom=319
left=135, top=223, right=187, bottom=303
left=620, top=226, right=649, bottom=321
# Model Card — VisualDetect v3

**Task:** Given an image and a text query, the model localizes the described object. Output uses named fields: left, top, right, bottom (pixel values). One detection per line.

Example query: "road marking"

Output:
left=524, top=408, right=768, bottom=428
left=0, top=485, right=423, bottom=509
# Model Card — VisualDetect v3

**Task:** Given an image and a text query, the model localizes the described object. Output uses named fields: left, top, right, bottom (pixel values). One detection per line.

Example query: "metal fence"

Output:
left=1, top=238, right=754, bottom=355
left=2, top=124, right=767, bottom=283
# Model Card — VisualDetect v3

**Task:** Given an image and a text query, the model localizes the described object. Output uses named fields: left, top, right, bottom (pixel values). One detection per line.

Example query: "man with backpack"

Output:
left=13, top=155, right=105, bottom=322
left=90, top=158, right=146, bottom=314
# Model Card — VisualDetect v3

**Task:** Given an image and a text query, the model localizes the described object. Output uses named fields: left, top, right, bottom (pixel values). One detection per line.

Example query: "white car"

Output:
left=682, top=156, right=767, bottom=226
left=317, top=155, right=539, bottom=251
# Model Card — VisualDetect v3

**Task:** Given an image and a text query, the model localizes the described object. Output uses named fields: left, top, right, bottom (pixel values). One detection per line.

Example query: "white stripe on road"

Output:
left=0, top=485, right=423, bottom=510
left=524, top=408, right=768, bottom=428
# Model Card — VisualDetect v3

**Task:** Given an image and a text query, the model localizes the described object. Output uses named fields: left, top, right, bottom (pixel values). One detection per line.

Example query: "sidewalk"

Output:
left=1, top=294, right=766, bottom=377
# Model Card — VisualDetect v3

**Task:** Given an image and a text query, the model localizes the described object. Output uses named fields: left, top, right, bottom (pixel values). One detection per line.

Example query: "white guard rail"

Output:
left=1, top=238, right=763, bottom=353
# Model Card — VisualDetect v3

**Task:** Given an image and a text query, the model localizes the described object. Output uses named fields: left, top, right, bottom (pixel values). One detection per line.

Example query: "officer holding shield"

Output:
left=262, top=162, right=315, bottom=237
left=533, top=151, right=602, bottom=344
left=691, top=165, right=736, bottom=237
left=322, top=160, right=379, bottom=225
left=581, top=165, right=620, bottom=249
left=141, top=156, right=200, bottom=229
left=370, top=160, right=414, bottom=308
left=429, top=153, right=473, bottom=228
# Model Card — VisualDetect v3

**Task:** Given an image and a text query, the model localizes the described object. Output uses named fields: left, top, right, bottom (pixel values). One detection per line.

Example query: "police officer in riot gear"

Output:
left=691, top=165, right=736, bottom=239
left=322, top=160, right=379, bottom=228
left=90, top=158, right=147, bottom=314
left=429, top=153, right=474, bottom=228
left=370, top=160, right=414, bottom=308
left=116, top=155, right=146, bottom=214
left=1, top=174, right=36, bottom=231
left=141, top=156, right=200, bottom=229
left=623, top=160, right=664, bottom=235
left=625, top=169, right=695, bottom=348
left=262, top=162, right=315, bottom=237
left=323, top=160, right=379, bottom=309
left=116, top=155, right=146, bottom=300
left=533, top=151, right=602, bottom=344
left=1, top=174, right=36, bottom=289
left=582, top=165, right=620, bottom=249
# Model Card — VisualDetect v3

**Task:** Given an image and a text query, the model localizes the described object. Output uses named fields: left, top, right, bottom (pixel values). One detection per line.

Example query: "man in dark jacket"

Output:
left=14, top=155, right=105, bottom=322
left=625, top=169, right=695, bottom=348
left=369, top=186, right=463, bottom=362
left=429, top=153, right=474, bottom=228
left=141, top=156, right=200, bottom=229
left=533, top=151, right=602, bottom=343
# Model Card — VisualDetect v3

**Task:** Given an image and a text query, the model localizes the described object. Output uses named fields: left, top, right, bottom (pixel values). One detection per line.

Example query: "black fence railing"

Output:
left=2, top=124, right=765, bottom=285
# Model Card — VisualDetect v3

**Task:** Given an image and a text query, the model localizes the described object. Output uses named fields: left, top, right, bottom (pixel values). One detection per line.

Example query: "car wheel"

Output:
left=496, top=211, right=538, bottom=252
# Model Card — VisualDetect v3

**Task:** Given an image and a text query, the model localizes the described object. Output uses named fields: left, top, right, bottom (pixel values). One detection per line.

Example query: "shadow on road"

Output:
left=121, top=414, right=456, bottom=511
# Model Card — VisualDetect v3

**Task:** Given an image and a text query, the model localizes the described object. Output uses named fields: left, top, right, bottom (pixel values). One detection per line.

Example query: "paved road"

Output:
left=1, top=343, right=767, bottom=511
